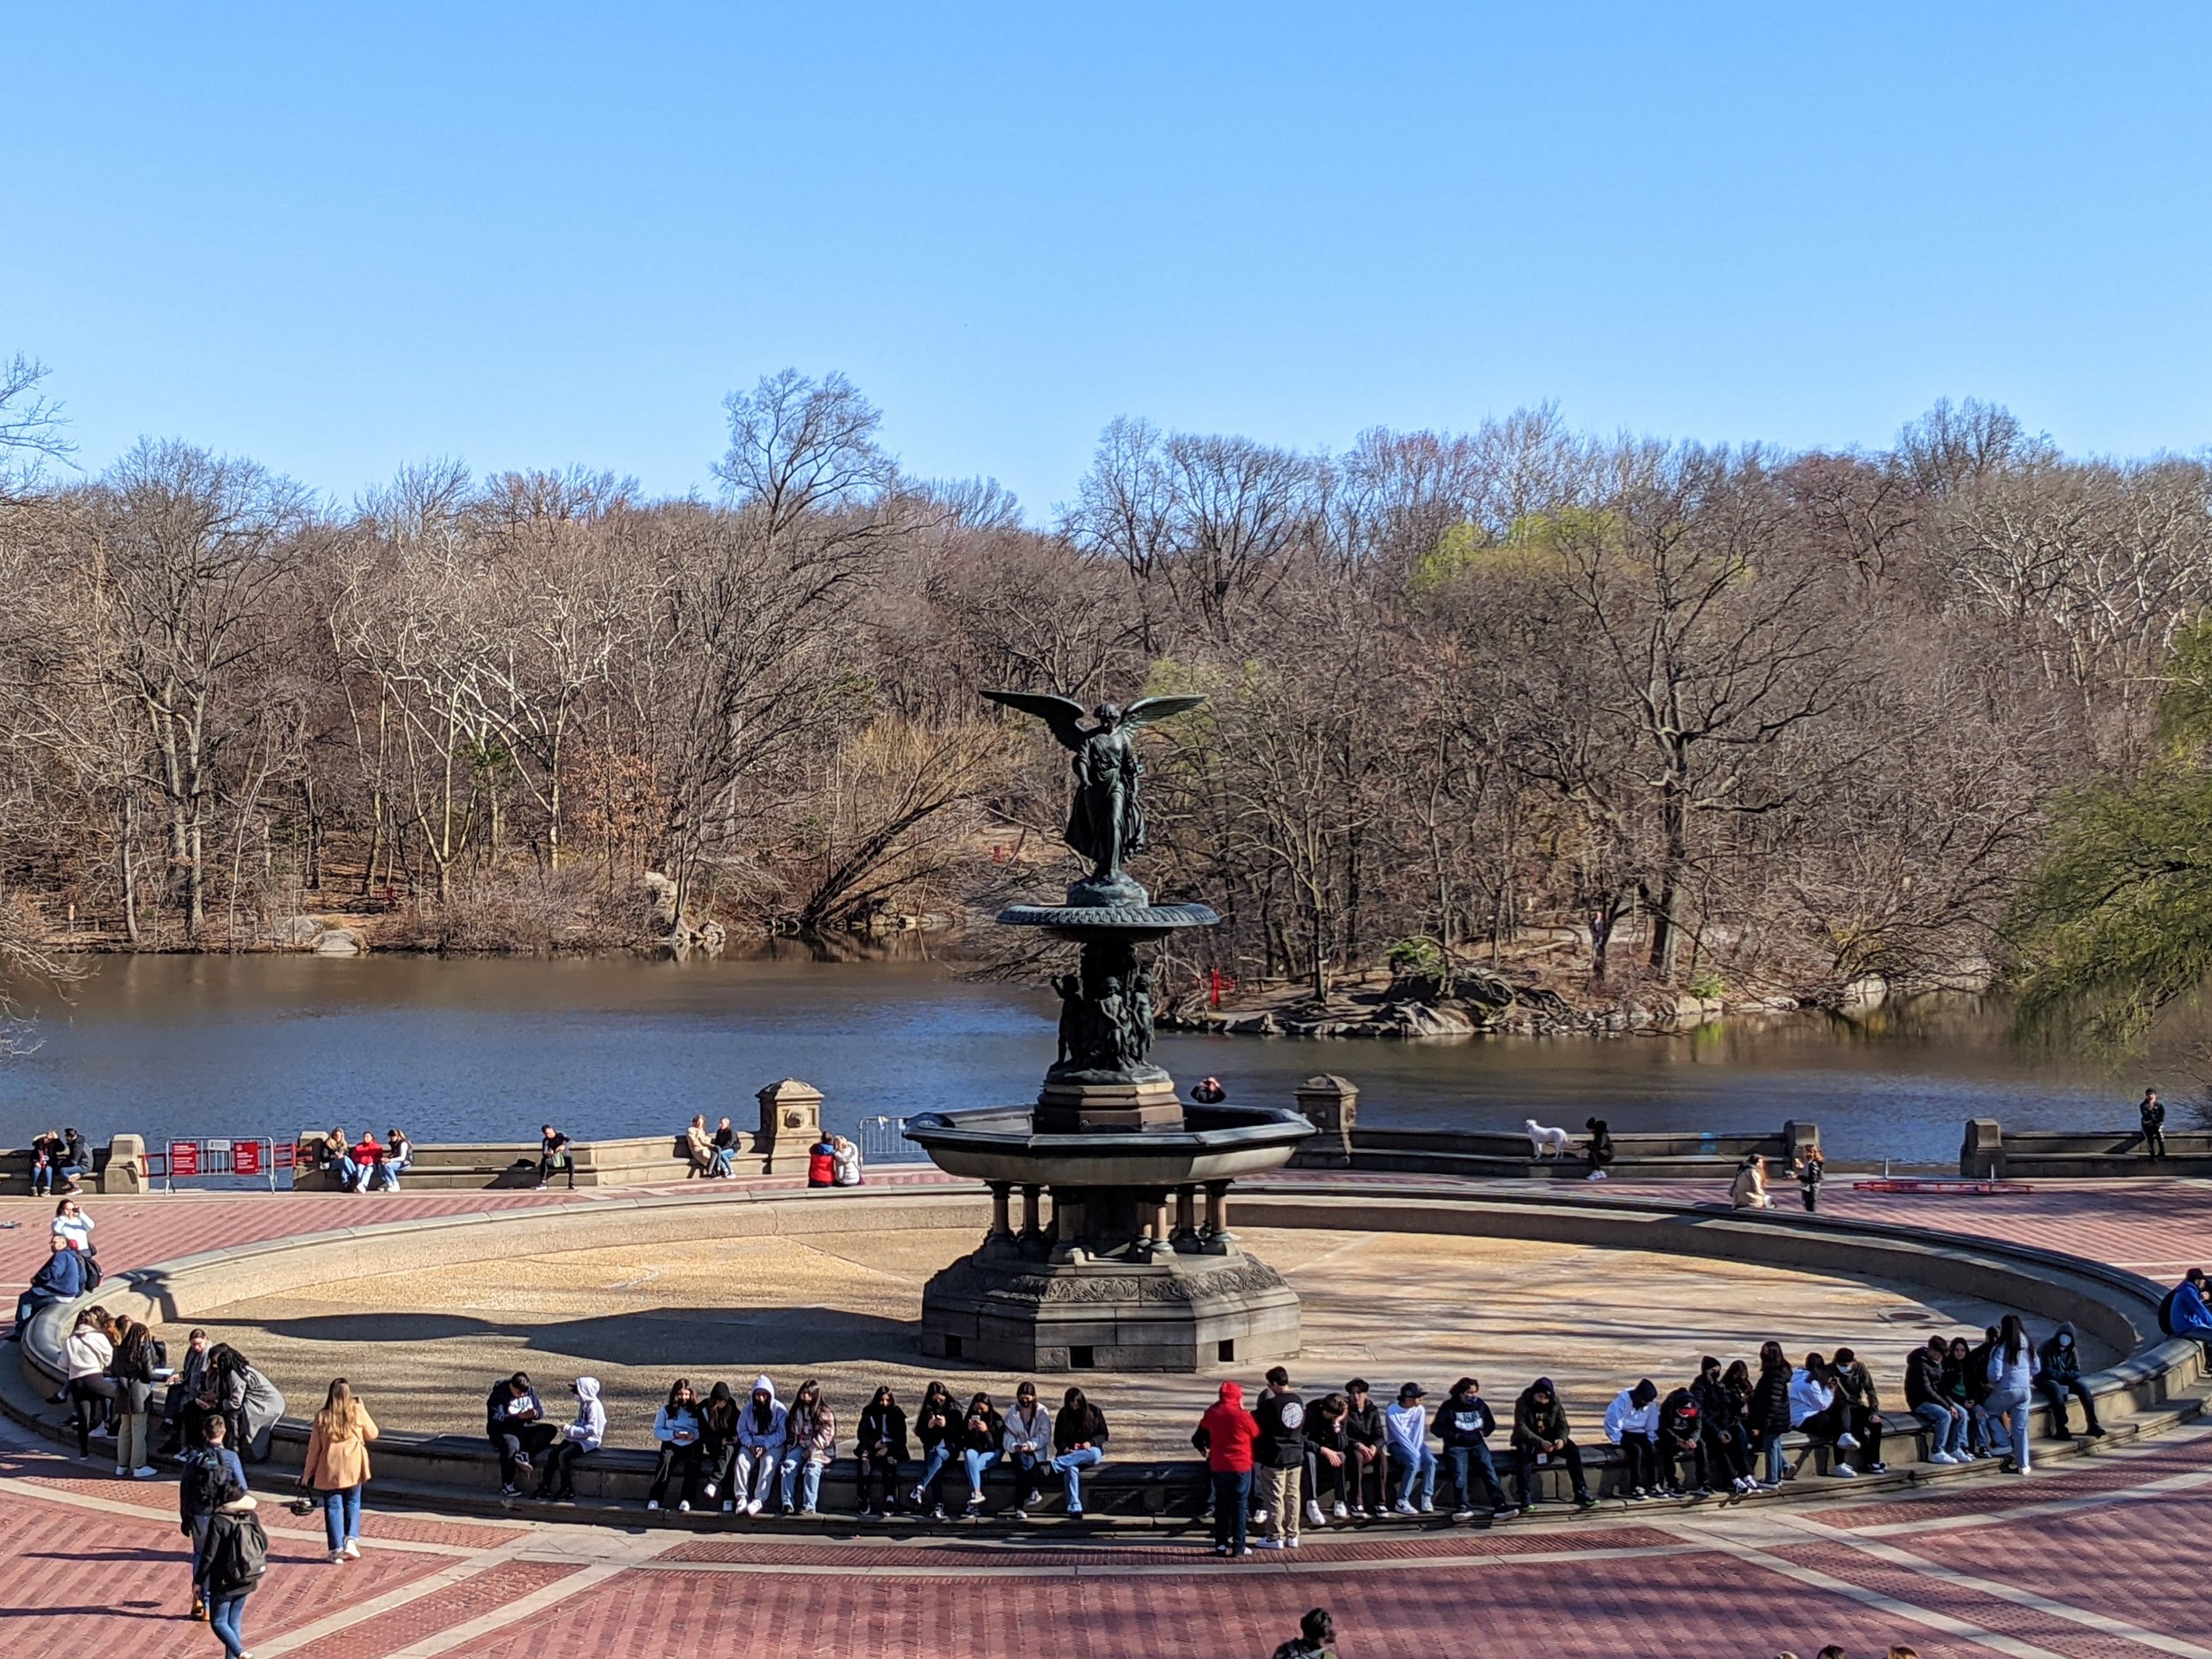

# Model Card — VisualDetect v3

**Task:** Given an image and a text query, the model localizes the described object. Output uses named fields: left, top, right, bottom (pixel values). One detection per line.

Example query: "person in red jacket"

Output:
left=1194, top=1380, right=1259, bottom=1557
left=806, top=1135, right=836, bottom=1188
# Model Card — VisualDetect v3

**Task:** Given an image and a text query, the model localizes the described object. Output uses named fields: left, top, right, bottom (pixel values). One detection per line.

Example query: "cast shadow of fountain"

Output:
left=219, top=1305, right=924, bottom=1368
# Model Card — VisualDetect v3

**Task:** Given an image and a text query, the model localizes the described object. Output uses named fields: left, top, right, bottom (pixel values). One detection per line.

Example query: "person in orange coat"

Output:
left=303, top=1379, right=379, bottom=1562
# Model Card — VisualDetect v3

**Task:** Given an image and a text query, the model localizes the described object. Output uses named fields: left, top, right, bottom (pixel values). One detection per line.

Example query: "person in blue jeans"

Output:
left=1432, top=1377, right=1513, bottom=1518
left=198, top=1473, right=267, bottom=1659
left=957, top=1391, right=1005, bottom=1513
left=909, top=1380, right=957, bottom=1517
left=1906, top=1335, right=1970, bottom=1463
left=1195, top=1381, right=1259, bottom=1556
left=178, top=1415, right=248, bottom=1621
left=1051, top=1386, right=1109, bottom=1517
left=1383, top=1382, right=1438, bottom=1513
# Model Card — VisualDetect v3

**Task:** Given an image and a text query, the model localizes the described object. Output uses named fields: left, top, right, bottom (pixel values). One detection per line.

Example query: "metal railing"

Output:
left=856, top=1115, right=924, bottom=1166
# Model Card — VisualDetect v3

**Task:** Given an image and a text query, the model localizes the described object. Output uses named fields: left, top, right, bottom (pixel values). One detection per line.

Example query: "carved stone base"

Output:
left=919, top=1244, right=1302, bottom=1371
left=1035, top=1074, right=1185, bottom=1133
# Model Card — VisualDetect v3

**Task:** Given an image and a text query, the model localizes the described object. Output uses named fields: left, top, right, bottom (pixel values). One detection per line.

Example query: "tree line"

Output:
left=2, top=354, right=2207, bottom=1015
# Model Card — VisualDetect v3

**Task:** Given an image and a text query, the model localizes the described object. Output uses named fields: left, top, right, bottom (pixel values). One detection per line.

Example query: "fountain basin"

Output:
left=902, top=1102, right=1312, bottom=1187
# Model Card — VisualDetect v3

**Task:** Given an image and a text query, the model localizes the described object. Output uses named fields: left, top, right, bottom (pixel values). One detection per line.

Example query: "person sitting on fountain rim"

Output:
left=910, top=1380, right=957, bottom=1517
left=1906, top=1333, right=1970, bottom=1464
left=958, top=1390, right=1006, bottom=1513
left=1828, top=1348, right=1886, bottom=1472
left=1583, top=1118, right=1615, bottom=1181
left=534, top=1377, right=603, bottom=1502
left=647, top=1378, right=703, bottom=1512
left=321, top=1126, right=357, bottom=1189
left=1655, top=1377, right=1707, bottom=1495
left=1302, top=1392, right=1350, bottom=1525
left=681, top=1114, right=719, bottom=1179
left=736, top=1376, right=788, bottom=1515
left=695, top=1380, right=741, bottom=1510
left=1604, top=1378, right=1662, bottom=1498
left=1509, top=1378, right=1597, bottom=1509
left=534, top=1125, right=572, bottom=1190
left=1786, top=1353, right=1860, bottom=1479
left=485, top=1372, right=556, bottom=1497
left=807, top=1132, right=838, bottom=1188
left=1050, top=1386, right=1108, bottom=1517
left=1383, top=1382, right=1438, bottom=1515
left=1002, top=1383, right=1052, bottom=1517
left=2036, top=1322, right=2105, bottom=1437
left=347, top=1129, right=384, bottom=1193
left=2163, top=1269, right=2212, bottom=1356
left=855, top=1385, right=909, bottom=1518
left=1252, top=1367, right=1308, bottom=1548
left=1341, top=1378, right=1386, bottom=1517
left=1432, top=1376, right=1513, bottom=1520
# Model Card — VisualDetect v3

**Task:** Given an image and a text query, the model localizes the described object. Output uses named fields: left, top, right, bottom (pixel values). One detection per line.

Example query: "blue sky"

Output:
left=6, top=4, right=2208, bottom=518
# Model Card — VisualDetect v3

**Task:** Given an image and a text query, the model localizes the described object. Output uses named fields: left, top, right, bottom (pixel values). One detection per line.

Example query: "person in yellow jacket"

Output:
left=303, top=1379, right=379, bottom=1563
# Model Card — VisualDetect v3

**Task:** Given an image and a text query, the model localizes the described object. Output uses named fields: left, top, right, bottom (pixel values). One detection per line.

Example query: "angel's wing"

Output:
left=1120, top=695, right=1207, bottom=729
left=980, top=688, right=1090, bottom=750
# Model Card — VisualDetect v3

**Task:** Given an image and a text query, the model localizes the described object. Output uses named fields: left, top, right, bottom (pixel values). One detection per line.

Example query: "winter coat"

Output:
left=787, top=1400, right=836, bottom=1463
left=737, top=1378, right=787, bottom=1455
left=1689, top=1374, right=1733, bottom=1438
left=1747, top=1364, right=1793, bottom=1437
left=1054, top=1402, right=1109, bottom=1456
left=1432, top=1393, right=1497, bottom=1450
left=1253, top=1388, right=1307, bottom=1469
left=486, top=1382, right=545, bottom=1439
left=1510, top=1381, right=1571, bottom=1453
left=685, top=1124, right=716, bottom=1169
left=958, top=1402, right=1005, bottom=1455
left=563, top=1378, right=607, bottom=1452
left=1195, top=1381, right=1258, bottom=1473
left=26, top=1247, right=87, bottom=1307
left=1342, top=1397, right=1386, bottom=1451
left=914, top=1394, right=956, bottom=1452
left=1657, top=1386, right=1701, bottom=1448
left=107, top=1336, right=162, bottom=1414
left=2170, top=1281, right=2212, bottom=1338
left=63, top=1326, right=111, bottom=1382
left=858, top=1402, right=910, bottom=1462
left=2039, top=1325, right=2085, bottom=1385
left=200, top=1497, right=269, bottom=1600
left=1002, top=1402, right=1054, bottom=1460
left=1832, top=1358, right=1879, bottom=1413
left=1905, top=1348, right=1948, bottom=1409
left=303, top=1402, right=380, bottom=1490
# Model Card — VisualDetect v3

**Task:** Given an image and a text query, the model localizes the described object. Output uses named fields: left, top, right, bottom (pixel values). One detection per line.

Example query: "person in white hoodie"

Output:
left=1984, top=1313, right=2042, bottom=1475
left=63, top=1305, right=115, bottom=1460
left=1382, top=1382, right=1437, bottom=1514
left=736, top=1375, right=788, bottom=1516
left=1786, top=1353, right=1861, bottom=1479
left=1602, top=1379, right=1662, bottom=1498
left=534, top=1377, right=603, bottom=1502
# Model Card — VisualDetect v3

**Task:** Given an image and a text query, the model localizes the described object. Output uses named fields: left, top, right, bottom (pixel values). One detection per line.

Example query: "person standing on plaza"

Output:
left=1793, top=1148, right=1825, bottom=1213
left=1194, top=1379, right=1259, bottom=1556
left=1253, top=1366, right=1308, bottom=1548
left=534, top=1125, right=573, bottom=1190
left=485, top=1371, right=555, bottom=1497
left=1432, top=1376, right=1512, bottom=1520
left=648, top=1378, right=704, bottom=1511
left=1747, top=1342, right=1794, bottom=1487
left=303, top=1378, right=378, bottom=1561
left=2140, top=1087, right=2167, bottom=1160
left=1984, top=1313, right=2041, bottom=1475
left=179, top=1414, right=247, bottom=1621
left=536, top=1376, right=603, bottom=1502
left=1002, top=1381, right=1054, bottom=1515
left=64, top=1305, right=115, bottom=1457
left=1604, top=1378, right=1662, bottom=1498
left=2037, top=1322, right=2105, bottom=1438
left=1050, top=1385, right=1108, bottom=1517
left=199, top=1471, right=269, bottom=1659
left=738, top=1374, right=789, bottom=1515
left=1906, top=1334, right=1969, bottom=1463
left=855, top=1385, right=909, bottom=1518
left=106, top=1317, right=162, bottom=1479
left=1341, top=1378, right=1386, bottom=1517
left=1383, top=1381, right=1437, bottom=1515
left=1510, top=1377, right=1597, bottom=1509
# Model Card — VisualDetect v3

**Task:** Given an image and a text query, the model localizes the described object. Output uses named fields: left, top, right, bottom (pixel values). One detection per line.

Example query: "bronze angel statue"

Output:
left=982, top=691, right=1204, bottom=892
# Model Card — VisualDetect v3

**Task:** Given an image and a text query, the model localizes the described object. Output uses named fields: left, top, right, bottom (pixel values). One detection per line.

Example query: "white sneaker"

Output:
left=1837, top=1432, right=1860, bottom=1449
left=1928, top=1451, right=1956, bottom=1465
left=342, top=1540, right=359, bottom=1559
left=328, top=1549, right=346, bottom=1564
left=1251, top=1537, right=1283, bottom=1549
left=1832, top=1463, right=1857, bottom=1478
left=677, top=1502, right=690, bottom=1513
left=1417, top=1500, right=1434, bottom=1514
left=1303, top=1501, right=1325, bottom=1526
left=646, top=1501, right=660, bottom=1511
left=1249, top=1509, right=1269, bottom=1525
left=1394, top=1499, right=1417, bottom=1515
left=745, top=1500, right=763, bottom=1516
left=1331, top=1502, right=1348, bottom=1520
left=1286, top=1535, right=1301, bottom=1548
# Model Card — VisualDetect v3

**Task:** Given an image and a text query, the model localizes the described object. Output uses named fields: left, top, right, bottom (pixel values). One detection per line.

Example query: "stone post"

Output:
left=1172, top=1184, right=1200, bottom=1250
left=102, top=1134, right=148, bottom=1196
left=1781, top=1120, right=1820, bottom=1161
left=988, top=1182, right=1013, bottom=1240
left=1018, top=1183, right=1046, bottom=1246
left=1202, top=1179, right=1234, bottom=1252
left=755, top=1079, right=824, bottom=1173
left=1293, top=1075, right=1358, bottom=1167
left=1962, top=1118, right=2004, bottom=1180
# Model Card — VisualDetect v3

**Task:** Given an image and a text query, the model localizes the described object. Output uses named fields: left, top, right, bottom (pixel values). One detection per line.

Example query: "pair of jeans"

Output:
left=912, top=1441, right=955, bottom=1506
left=1211, top=1468, right=1252, bottom=1551
left=856, top=1450, right=902, bottom=1511
left=1263, top=1464, right=1301, bottom=1540
left=1985, top=1385, right=2032, bottom=1470
left=371, top=1159, right=406, bottom=1190
left=1052, top=1445, right=1102, bottom=1511
left=1389, top=1446, right=1437, bottom=1509
left=710, top=1148, right=735, bottom=1178
left=322, top=1484, right=363, bottom=1552
left=1617, top=1432, right=1660, bottom=1490
left=1755, top=1430, right=1785, bottom=1486
left=961, top=1447, right=1000, bottom=1499
left=2037, top=1376, right=2101, bottom=1435
left=1443, top=1442, right=1508, bottom=1510
left=208, top=1591, right=250, bottom=1658
left=780, top=1451, right=824, bottom=1511
left=332, top=1155, right=360, bottom=1188
left=1913, top=1400, right=1967, bottom=1457
left=537, top=1440, right=588, bottom=1497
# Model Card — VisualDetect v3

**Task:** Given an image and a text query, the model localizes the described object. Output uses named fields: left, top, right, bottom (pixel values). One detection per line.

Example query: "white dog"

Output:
left=1525, top=1119, right=1572, bottom=1159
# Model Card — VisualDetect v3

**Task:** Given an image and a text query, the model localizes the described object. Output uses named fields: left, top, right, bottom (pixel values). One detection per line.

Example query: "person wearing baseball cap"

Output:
left=1341, top=1379, right=1385, bottom=1517
left=1383, top=1383, right=1437, bottom=1514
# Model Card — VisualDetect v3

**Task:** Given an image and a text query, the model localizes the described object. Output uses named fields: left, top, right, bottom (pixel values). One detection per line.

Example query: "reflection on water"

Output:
left=0, top=956, right=2137, bottom=1164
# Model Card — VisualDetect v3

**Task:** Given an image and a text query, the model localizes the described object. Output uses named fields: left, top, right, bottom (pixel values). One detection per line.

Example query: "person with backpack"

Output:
left=1194, top=1379, right=1259, bottom=1556
left=1432, top=1376, right=1512, bottom=1519
left=1253, top=1366, right=1308, bottom=1548
left=199, top=1471, right=269, bottom=1659
left=178, top=1413, right=247, bottom=1622
left=2165, top=1268, right=2212, bottom=1354
left=303, top=1378, right=378, bottom=1561
left=1272, top=1608, right=1340, bottom=1659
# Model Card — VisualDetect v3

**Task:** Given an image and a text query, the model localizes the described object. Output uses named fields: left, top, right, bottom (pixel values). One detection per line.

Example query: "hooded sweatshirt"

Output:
left=1657, top=1386, right=1701, bottom=1446
left=1382, top=1396, right=1428, bottom=1462
left=2170, top=1279, right=2212, bottom=1338
left=653, top=1395, right=701, bottom=1447
left=1604, top=1380, right=1659, bottom=1443
left=563, top=1378, right=606, bottom=1452
left=1985, top=1332, right=2039, bottom=1394
left=1196, top=1381, right=1259, bottom=1473
left=1432, top=1391, right=1496, bottom=1450
left=1511, top=1380, right=1569, bottom=1453
left=2039, top=1323, right=2085, bottom=1385
left=1905, top=1347, right=1948, bottom=1409
left=738, top=1377, right=787, bottom=1455
left=1786, top=1369, right=1834, bottom=1428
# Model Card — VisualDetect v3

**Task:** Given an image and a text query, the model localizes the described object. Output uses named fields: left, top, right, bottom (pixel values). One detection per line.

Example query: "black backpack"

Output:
left=2160, top=1286, right=2181, bottom=1338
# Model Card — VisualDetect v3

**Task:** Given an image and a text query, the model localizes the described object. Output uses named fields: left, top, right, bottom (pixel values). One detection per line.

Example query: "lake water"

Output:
left=0, top=953, right=2141, bottom=1166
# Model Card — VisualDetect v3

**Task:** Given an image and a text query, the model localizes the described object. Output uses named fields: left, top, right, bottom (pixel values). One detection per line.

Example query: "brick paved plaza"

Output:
left=5, top=1174, right=2209, bottom=1657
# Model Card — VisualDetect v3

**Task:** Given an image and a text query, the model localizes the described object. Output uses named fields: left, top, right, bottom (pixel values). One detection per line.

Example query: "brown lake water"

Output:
left=0, top=952, right=2137, bottom=1166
